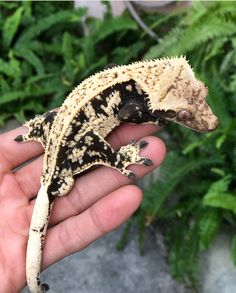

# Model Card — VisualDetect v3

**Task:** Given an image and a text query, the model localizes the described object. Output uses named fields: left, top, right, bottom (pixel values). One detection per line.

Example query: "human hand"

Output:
left=0, top=123, right=166, bottom=292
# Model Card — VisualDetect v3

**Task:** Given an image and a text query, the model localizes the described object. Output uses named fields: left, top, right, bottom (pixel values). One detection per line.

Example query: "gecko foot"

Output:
left=127, top=171, right=136, bottom=181
left=42, top=283, right=50, bottom=292
left=139, top=140, right=148, bottom=149
left=14, top=135, right=23, bottom=142
left=141, top=158, right=153, bottom=166
left=117, top=140, right=152, bottom=178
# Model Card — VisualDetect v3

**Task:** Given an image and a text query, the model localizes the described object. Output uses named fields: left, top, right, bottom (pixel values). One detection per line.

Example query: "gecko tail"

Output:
left=26, top=185, right=54, bottom=293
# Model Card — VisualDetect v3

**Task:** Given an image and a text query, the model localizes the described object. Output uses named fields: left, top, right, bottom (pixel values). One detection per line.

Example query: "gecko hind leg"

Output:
left=66, top=130, right=152, bottom=180
left=15, top=111, right=57, bottom=148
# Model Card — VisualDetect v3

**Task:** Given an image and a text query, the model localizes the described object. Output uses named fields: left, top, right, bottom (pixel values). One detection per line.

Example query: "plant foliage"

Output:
left=135, top=1, right=236, bottom=286
left=0, top=1, right=144, bottom=125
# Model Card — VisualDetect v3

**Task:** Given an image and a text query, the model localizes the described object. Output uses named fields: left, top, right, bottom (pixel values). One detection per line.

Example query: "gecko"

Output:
left=15, top=57, right=218, bottom=293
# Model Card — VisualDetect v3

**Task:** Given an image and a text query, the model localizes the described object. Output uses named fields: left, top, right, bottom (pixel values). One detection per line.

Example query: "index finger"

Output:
left=0, top=123, right=159, bottom=172
left=0, top=126, right=43, bottom=170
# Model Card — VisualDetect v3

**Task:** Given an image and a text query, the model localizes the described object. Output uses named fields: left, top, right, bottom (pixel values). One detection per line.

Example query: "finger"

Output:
left=108, top=123, right=159, bottom=149
left=15, top=124, right=160, bottom=198
left=0, top=126, right=43, bottom=170
left=30, top=136, right=166, bottom=226
left=42, top=184, right=142, bottom=268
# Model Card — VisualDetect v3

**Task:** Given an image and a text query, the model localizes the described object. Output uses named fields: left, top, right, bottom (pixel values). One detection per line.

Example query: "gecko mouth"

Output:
left=175, top=114, right=219, bottom=132
left=153, top=107, right=219, bottom=133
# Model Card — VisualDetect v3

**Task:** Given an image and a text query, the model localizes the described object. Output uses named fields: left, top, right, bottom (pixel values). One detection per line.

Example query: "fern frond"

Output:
left=142, top=153, right=220, bottom=218
left=0, top=58, right=16, bottom=77
left=0, top=91, right=27, bottom=105
left=94, top=16, right=138, bottom=43
left=144, top=27, right=184, bottom=59
left=202, top=176, right=236, bottom=213
left=3, top=6, right=23, bottom=47
left=231, top=236, right=236, bottom=266
left=203, top=192, right=236, bottom=213
left=16, top=9, right=85, bottom=45
left=14, top=47, right=45, bottom=75
left=198, top=208, right=221, bottom=250
left=166, top=18, right=236, bottom=56
left=168, top=216, right=199, bottom=286
left=203, top=71, right=231, bottom=128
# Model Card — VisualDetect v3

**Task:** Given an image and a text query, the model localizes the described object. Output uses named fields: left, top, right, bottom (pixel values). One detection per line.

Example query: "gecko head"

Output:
left=145, top=57, right=219, bottom=132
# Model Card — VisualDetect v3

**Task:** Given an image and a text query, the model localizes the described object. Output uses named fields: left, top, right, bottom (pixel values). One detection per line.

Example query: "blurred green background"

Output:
left=1, top=1, right=236, bottom=288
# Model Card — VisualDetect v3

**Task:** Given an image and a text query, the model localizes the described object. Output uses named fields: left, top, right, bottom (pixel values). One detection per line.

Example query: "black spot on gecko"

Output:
left=44, top=111, right=57, bottom=124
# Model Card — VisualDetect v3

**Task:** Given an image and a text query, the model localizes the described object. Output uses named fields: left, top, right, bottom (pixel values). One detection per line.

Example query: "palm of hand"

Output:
left=0, top=173, right=29, bottom=291
left=0, top=123, right=165, bottom=292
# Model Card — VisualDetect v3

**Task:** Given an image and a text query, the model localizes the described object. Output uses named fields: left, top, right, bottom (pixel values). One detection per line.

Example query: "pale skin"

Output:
left=0, top=122, right=166, bottom=293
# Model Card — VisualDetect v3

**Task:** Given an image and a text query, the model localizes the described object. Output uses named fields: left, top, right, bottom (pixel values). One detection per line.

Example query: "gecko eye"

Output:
left=177, top=109, right=192, bottom=121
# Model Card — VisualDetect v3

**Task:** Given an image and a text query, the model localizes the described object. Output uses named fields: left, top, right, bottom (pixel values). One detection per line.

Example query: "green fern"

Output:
left=198, top=209, right=222, bottom=250
left=14, top=47, right=45, bottom=75
left=16, top=9, right=85, bottom=46
left=170, top=18, right=236, bottom=56
left=203, top=75, right=231, bottom=128
left=3, top=6, right=23, bottom=47
left=202, top=175, right=236, bottom=213
left=142, top=153, right=220, bottom=218
left=94, top=16, right=138, bottom=43
left=145, top=17, right=236, bottom=59
left=144, top=27, right=184, bottom=59
left=231, top=236, right=236, bottom=266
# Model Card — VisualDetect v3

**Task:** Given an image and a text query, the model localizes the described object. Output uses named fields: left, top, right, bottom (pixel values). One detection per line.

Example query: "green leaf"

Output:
left=182, top=139, right=206, bottom=154
left=3, top=6, right=23, bottom=47
left=0, top=113, right=11, bottom=127
left=16, top=10, right=84, bottom=45
left=0, top=58, right=17, bottom=77
left=204, top=37, right=227, bottom=61
left=169, top=19, right=236, bottom=56
left=0, top=57, right=21, bottom=86
left=144, top=27, right=184, bottom=59
left=216, top=134, right=227, bottom=149
left=198, top=209, right=221, bottom=250
left=14, top=48, right=45, bottom=75
left=94, top=16, right=137, bottom=43
left=202, top=176, right=236, bottom=213
left=0, top=91, right=27, bottom=105
left=14, top=110, right=26, bottom=123
left=203, top=193, right=236, bottom=213
left=204, top=76, right=231, bottom=128
left=116, top=220, right=132, bottom=251
left=168, top=218, right=199, bottom=286
left=143, top=153, right=220, bottom=218
left=231, top=236, right=236, bottom=266
left=62, top=32, right=73, bottom=63
left=206, top=175, right=231, bottom=194
left=112, top=41, right=145, bottom=64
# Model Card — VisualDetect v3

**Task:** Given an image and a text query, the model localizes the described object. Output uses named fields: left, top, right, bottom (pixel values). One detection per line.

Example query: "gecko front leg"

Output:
left=15, top=111, right=57, bottom=148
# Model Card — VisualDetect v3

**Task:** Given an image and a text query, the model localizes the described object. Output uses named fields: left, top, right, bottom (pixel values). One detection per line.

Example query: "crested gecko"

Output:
left=15, top=57, right=219, bottom=292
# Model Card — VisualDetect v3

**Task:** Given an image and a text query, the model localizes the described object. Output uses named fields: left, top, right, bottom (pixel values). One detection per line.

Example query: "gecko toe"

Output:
left=128, top=171, right=136, bottom=180
left=139, top=140, right=148, bottom=149
left=42, top=283, right=50, bottom=292
left=14, top=135, right=23, bottom=142
left=130, top=139, right=137, bottom=146
left=142, top=158, right=153, bottom=166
